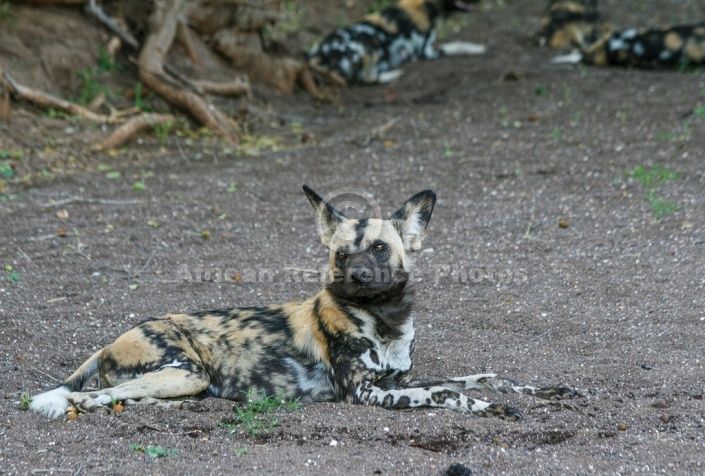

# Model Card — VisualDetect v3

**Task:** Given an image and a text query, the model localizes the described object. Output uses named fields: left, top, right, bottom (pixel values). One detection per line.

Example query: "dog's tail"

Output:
left=28, top=349, right=102, bottom=419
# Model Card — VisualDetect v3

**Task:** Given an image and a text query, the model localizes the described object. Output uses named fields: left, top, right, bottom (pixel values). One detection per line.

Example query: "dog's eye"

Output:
left=374, top=244, right=385, bottom=252
left=337, top=252, right=347, bottom=259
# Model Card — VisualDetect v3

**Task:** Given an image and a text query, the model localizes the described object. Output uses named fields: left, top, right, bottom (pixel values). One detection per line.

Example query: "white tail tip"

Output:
left=551, top=52, right=584, bottom=64
left=29, top=386, right=71, bottom=419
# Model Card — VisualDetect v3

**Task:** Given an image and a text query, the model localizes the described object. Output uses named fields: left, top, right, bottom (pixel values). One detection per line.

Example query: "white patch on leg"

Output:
left=158, top=359, right=184, bottom=370
left=551, top=52, right=584, bottom=64
left=440, top=41, right=487, bottom=56
left=29, top=385, right=71, bottom=419
left=94, top=393, right=114, bottom=405
left=377, top=69, right=404, bottom=84
left=451, top=373, right=498, bottom=391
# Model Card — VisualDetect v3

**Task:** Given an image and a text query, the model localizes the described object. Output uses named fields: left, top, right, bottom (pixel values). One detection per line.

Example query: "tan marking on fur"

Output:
left=316, top=289, right=358, bottom=334
left=549, top=28, right=574, bottom=49
left=549, top=1, right=588, bottom=15
left=282, top=299, right=330, bottom=364
left=584, top=35, right=609, bottom=65
left=102, top=326, right=164, bottom=369
left=308, top=58, right=347, bottom=87
left=398, top=0, right=432, bottom=33
left=365, top=12, right=399, bottom=34
left=664, top=32, right=684, bottom=51
left=694, top=26, right=705, bottom=36
left=684, top=37, right=705, bottom=62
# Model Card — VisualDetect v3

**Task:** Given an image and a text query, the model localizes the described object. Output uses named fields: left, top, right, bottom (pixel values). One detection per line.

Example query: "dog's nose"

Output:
left=351, top=266, right=374, bottom=283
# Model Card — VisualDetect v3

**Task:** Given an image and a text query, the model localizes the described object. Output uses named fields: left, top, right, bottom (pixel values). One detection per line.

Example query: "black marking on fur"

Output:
left=30, top=184, right=575, bottom=423
left=307, top=1, right=477, bottom=84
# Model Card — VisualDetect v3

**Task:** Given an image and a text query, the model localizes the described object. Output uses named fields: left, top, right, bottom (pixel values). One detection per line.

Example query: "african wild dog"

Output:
left=540, top=1, right=705, bottom=68
left=306, top=0, right=486, bottom=86
left=29, top=185, right=574, bottom=420
left=555, top=22, right=705, bottom=68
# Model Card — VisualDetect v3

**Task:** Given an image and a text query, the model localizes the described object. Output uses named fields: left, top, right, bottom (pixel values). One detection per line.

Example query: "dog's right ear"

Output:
left=391, top=190, right=436, bottom=252
left=303, top=185, right=345, bottom=248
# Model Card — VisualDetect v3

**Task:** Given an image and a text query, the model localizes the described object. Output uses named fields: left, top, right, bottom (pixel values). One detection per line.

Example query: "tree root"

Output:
left=137, top=0, right=240, bottom=144
left=5, top=0, right=315, bottom=144
left=3, top=71, right=125, bottom=123
left=0, top=63, right=10, bottom=122
left=87, top=0, right=139, bottom=49
left=94, top=113, right=176, bottom=150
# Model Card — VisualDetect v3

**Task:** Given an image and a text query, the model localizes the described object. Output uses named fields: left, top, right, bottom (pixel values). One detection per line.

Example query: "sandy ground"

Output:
left=1, top=1, right=704, bottom=474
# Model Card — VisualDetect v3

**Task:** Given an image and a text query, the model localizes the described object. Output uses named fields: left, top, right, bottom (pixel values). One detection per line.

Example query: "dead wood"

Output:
left=6, top=0, right=318, bottom=144
left=211, top=29, right=318, bottom=96
left=95, top=112, right=175, bottom=150
left=3, top=71, right=124, bottom=123
left=0, top=63, right=10, bottom=122
left=137, top=0, right=240, bottom=144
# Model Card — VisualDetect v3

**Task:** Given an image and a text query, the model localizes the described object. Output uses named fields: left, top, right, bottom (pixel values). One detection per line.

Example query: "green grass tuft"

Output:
left=221, top=388, right=301, bottom=438
left=627, top=165, right=682, bottom=220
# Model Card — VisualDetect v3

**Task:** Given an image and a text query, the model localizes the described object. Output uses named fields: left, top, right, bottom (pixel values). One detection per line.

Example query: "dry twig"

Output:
left=3, top=72, right=121, bottom=123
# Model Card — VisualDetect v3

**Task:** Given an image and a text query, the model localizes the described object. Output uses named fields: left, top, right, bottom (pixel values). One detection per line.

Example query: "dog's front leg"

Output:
left=352, top=380, right=523, bottom=420
left=410, top=374, right=576, bottom=400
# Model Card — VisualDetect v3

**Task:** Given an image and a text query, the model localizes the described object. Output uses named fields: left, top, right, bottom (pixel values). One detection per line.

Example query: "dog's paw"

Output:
left=482, top=403, right=523, bottom=421
left=536, top=386, right=577, bottom=400
left=68, top=392, right=112, bottom=414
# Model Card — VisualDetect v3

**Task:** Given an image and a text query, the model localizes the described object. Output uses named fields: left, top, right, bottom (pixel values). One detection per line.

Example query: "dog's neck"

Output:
left=327, top=279, right=416, bottom=340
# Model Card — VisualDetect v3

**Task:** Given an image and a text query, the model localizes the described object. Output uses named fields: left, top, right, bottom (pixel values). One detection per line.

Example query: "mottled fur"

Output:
left=30, top=185, right=574, bottom=420
left=306, top=0, right=486, bottom=85
left=576, top=23, right=705, bottom=68
left=537, top=0, right=606, bottom=49
left=541, top=1, right=705, bottom=69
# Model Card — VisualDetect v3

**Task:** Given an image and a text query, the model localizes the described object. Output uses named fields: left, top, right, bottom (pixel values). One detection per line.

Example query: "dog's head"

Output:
left=303, top=185, right=436, bottom=301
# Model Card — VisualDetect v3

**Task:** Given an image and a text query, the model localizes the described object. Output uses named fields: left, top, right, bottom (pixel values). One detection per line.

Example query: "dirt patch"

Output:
left=2, top=1, right=705, bottom=475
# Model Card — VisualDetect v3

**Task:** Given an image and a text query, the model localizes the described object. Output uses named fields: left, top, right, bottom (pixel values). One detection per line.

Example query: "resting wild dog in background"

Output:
left=540, top=1, right=705, bottom=68
left=558, top=22, right=705, bottom=68
left=306, top=0, right=486, bottom=85
left=30, top=185, right=574, bottom=420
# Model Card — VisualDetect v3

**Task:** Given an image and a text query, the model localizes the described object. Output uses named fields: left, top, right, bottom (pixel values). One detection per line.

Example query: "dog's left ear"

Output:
left=303, top=185, right=345, bottom=248
left=391, top=190, right=436, bottom=251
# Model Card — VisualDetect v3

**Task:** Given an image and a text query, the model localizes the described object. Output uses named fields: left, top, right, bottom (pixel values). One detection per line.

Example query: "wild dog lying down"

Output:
left=553, top=22, right=705, bottom=68
left=30, top=185, right=574, bottom=420
left=306, top=0, right=486, bottom=85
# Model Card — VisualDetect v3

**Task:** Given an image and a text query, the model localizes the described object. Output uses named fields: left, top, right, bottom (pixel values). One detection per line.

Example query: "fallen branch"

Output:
left=3, top=72, right=125, bottom=124
left=36, top=196, right=143, bottom=207
left=94, top=112, right=175, bottom=150
left=192, top=78, right=251, bottom=97
left=163, top=64, right=251, bottom=97
left=354, top=116, right=402, bottom=147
